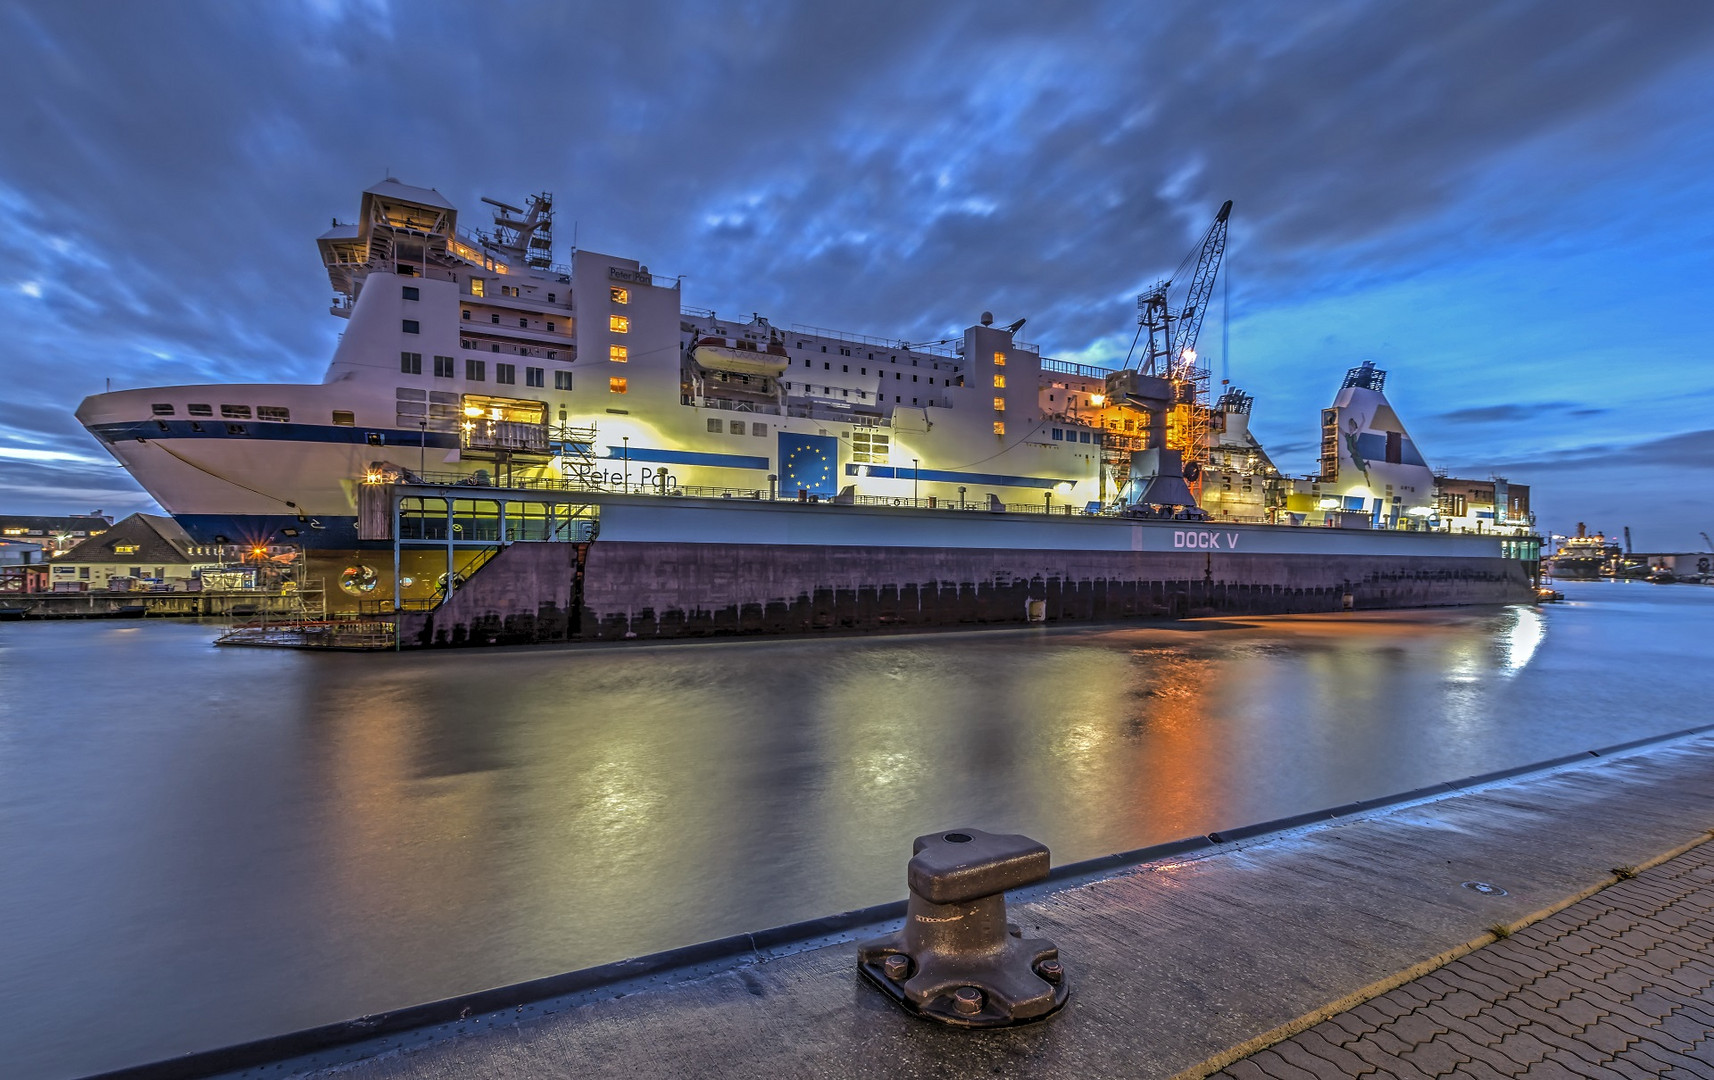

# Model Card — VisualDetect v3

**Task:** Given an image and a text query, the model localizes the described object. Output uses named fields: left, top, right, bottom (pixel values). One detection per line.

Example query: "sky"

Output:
left=1, top=0, right=1711, bottom=549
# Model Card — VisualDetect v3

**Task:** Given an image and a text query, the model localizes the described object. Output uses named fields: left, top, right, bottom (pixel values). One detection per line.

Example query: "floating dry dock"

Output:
left=352, top=483, right=1538, bottom=648
left=88, top=724, right=1714, bottom=1079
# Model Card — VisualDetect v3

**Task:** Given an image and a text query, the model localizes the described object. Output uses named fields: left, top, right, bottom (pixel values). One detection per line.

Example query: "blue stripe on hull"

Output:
left=174, top=513, right=366, bottom=549
left=844, top=463, right=1071, bottom=490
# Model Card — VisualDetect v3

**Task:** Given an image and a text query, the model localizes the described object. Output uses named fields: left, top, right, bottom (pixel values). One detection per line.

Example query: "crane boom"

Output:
left=1169, top=199, right=1232, bottom=377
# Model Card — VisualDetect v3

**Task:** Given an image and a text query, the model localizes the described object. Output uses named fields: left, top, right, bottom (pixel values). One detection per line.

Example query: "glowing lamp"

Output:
left=1089, top=393, right=1106, bottom=407
left=464, top=405, right=485, bottom=417
left=1318, top=498, right=1340, bottom=510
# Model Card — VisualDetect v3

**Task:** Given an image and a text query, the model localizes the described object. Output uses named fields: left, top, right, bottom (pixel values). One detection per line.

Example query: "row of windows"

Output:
left=1049, top=428, right=1099, bottom=444
left=462, top=310, right=561, bottom=333
left=789, top=341, right=950, bottom=370
left=470, top=280, right=557, bottom=303
left=150, top=403, right=290, bottom=421
left=707, top=419, right=768, bottom=436
left=459, top=338, right=563, bottom=359
left=798, top=359, right=951, bottom=385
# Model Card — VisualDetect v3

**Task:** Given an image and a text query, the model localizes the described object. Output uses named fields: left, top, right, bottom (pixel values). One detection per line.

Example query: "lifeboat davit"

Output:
left=690, top=336, right=791, bottom=378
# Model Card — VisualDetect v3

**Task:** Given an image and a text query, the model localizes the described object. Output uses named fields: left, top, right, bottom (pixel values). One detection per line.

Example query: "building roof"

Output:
left=51, top=513, right=196, bottom=565
left=0, top=514, right=113, bottom=538
left=364, top=177, right=456, bottom=211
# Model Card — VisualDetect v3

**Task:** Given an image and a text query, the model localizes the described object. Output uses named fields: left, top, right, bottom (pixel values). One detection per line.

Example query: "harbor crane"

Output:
left=1108, top=200, right=1233, bottom=510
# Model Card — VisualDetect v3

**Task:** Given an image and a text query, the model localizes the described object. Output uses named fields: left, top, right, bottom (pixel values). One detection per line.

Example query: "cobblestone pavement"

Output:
left=1217, top=841, right=1714, bottom=1079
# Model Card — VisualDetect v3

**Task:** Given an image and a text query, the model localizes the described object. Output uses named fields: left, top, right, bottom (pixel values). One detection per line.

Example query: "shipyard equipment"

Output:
left=1109, top=200, right=1232, bottom=512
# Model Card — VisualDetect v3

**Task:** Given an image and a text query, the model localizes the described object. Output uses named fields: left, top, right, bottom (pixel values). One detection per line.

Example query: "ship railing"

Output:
left=1041, top=358, right=1117, bottom=381
left=789, top=324, right=960, bottom=359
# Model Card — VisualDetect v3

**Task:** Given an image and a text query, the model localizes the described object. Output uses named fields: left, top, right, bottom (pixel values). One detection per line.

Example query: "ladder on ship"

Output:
left=553, top=423, right=602, bottom=489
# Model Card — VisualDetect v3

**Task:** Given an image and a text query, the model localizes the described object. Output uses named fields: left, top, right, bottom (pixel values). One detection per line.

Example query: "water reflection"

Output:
left=2, top=584, right=1712, bottom=1079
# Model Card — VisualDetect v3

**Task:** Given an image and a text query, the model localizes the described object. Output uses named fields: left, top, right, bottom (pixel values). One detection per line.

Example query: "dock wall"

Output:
left=401, top=538, right=1534, bottom=647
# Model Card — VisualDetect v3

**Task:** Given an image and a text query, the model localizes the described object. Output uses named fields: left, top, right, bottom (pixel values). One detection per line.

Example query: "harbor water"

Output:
left=1, top=581, right=1711, bottom=1078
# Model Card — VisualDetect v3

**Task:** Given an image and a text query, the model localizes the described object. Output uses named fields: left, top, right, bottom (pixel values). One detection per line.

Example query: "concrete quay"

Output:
left=96, top=730, right=1714, bottom=1080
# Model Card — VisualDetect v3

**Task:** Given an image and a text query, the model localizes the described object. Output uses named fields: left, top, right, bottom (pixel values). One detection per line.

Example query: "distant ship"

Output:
left=74, top=180, right=1539, bottom=639
left=1548, top=524, right=1620, bottom=580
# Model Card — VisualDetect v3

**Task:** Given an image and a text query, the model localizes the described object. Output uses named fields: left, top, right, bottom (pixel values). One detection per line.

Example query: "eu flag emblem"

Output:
left=778, top=432, right=838, bottom=496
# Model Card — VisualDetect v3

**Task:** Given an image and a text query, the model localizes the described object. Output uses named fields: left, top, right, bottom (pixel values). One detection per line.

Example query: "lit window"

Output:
left=993, top=373, right=1006, bottom=388
left=332, top=410, right=355, bottom=425
left=993, top=352, right=1006, bottom=366
left=993, top=397, right=1006, bottom=411
left=113, top=543, right=139, bottom=554
left=993, top=421, right=1006, bottom=435
left=471, top=279, right=485, bottom=297
left=609, top=315, right=629, bottom=333
left=610, top=287, right=629, bottom=304
left=609, top=377, right=627, bottom=394
left=610, top=344, right=628, bottom=362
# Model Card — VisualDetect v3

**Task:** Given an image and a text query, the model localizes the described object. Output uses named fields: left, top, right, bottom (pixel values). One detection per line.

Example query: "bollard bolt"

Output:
left=857, top=827, right=1069, bottom=1027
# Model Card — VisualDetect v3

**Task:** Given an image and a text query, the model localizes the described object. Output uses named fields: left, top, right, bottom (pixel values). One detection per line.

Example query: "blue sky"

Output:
left=2, top=1, right=1711, bottom=548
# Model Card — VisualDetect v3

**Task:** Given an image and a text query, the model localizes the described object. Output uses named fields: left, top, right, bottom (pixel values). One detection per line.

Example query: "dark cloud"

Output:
left=1433, top=402, right=1609, bottom=424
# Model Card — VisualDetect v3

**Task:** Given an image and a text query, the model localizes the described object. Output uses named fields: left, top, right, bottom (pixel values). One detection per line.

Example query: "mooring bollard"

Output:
left=856, top=828, right=1069, bottom=1027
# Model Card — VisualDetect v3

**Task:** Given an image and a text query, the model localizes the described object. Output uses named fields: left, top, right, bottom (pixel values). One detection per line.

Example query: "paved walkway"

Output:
left=1217, top=841, right=1714, bottom=1080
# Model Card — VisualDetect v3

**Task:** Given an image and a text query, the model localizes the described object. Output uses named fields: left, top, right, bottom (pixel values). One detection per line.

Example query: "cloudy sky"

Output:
left=2, top=1, right=1711, bottom=548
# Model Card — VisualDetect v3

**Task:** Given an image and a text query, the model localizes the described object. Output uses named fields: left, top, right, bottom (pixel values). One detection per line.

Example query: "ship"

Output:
left=1547, top=524, right=1621, bottom=580
left=75, top=180, right=1540, bottom=644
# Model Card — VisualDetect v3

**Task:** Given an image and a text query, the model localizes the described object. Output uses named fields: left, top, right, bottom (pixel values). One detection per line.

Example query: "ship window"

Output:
left=502, top=285, right=521, bottom=298
left=840, top=347, right=851, bottom=356
left=1051, top=429, right=1062, bottom=440
left=526, top=367, right=544, bottom=387
left=609, top=377, right=627, bottom=394
left=495, top=363, right=516, bottom=385
left=257, top=407, right=290, bottom=422
left=842, top=365, right=848, bottom=372
left=402, top=320, right=420, bottom=334
left=546, top=322, right=555, bottom=333
left=491, top=313, right=500, bottom=324
left=400, top=352, right=422, bottom=374
left=610, top=287, right=629, bottom=304
left=894, top=372, right=900, bottom=380
left=912, top=375, right=919, bottom=383
left=547, top=293, right=556, bottom=304
left=993, top=352, right=1005, bottom=366
left=547, top=350, right=556, bottom=360
left=610, top=345, right=627, bottom=362
left=471, top=279, right=485, bottom=297
left=993, top=421, right=1006, bottom=435
left=221, top=404, right=252, bottom=419
left=609, top=315, right=629, bottom=333
left=554, top=371, right=573, bottom=390
left=151, top=403, right=175, bottom=416
left=729, top=420, right=745, bottom=434
left=188, top=403, right=213, bottom=417
left=434, top=355, right=455, bottom=378
left=462, top=310, right=471, bottom=320
left=860, top=368, right=866, bottom=375
left=707, top=418, right=722, bottom=432
left=752, top=423, right=767, bottom=436
left=1080, top=432, right=1091, bottom=443
left=332, top=411, right=354, bottom=425
left=518, top=317, right=528, bottom=328
left=402, top=285, right=419, bottom=301
left=993, top=373, right=1006, bottom=388
left=491, top=344, right=500, bottom=352
left=821, top=346, right=827, bottom=353
left=466, top=359, right=486, bottom=381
